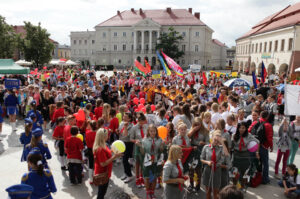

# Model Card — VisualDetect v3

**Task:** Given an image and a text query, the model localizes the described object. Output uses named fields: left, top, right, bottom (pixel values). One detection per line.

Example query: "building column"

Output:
left=134, top=31, right=137, bottom=51
left=141, top=31, right=145, bottom=52
left=149, top=31, right=152, bottom=54
left=157, top=31, right=160, bottom=44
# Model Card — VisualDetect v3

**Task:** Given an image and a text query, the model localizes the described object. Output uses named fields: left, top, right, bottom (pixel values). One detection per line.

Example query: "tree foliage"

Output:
left=22, top=22, right=54, bottom=67
left=155, top=26, right=184, bottom=60
left=0, top=16, right=17, bottom=58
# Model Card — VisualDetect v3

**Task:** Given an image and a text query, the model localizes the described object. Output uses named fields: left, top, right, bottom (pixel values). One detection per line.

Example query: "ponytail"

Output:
left=37, top=161, right=44, bottom=176
left=25, top=123, right=33, bottom=137
left=27, top=153, right=44, bottom=176
left=30, top=136, right=39, bottom=148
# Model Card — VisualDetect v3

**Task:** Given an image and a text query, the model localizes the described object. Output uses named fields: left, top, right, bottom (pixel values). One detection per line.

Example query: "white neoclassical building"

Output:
left=70, top=8, right=227, bottom=69
left=235, top=2, right=300, bottom=76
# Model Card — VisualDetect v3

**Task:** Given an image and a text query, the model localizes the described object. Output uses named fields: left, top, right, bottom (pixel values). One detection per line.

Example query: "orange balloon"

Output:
left=158, top=126, right=168, bottom=140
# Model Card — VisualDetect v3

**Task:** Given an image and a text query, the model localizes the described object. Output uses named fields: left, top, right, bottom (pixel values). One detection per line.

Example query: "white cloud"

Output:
left=0, top=0, right=299, bottom=47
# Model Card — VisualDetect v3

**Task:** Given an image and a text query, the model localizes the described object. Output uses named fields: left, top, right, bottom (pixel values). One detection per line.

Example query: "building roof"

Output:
left=212, top=39, right=226, bottom=47
left=96, top=8, right=207, bottom=27
left=13, top=25, right=58, bottom=44
left=237, top=2, right=300, bottom=40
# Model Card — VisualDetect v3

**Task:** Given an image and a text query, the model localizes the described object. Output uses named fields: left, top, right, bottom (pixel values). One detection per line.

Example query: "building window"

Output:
left=85, top=49, right=87, bottom=55
left=248, top=44, right=251, bottom=53
left=91, top=50, right=94, bottom=55
left=274, top=40, right=278, bottom=52
left=92, top=40, right=95, bottom=44
left=131, top=44, right=134, bottom=50
left=60, top=52, right=63, bottom=57
left=123, top=32, right=126, bottom=37
left=269, top=41, right=272, bottom=52
left=195, top=45, right=199, bottom=52
left=264, top=42, right=267, bottom=52
left=194, top=60, right=198, bottom=64
left=103, top=32, right=106, bottom=38
left=132, top=32, right=134, bottom=37
left=123, top=44, right=126, bottom=51
left=103, top=45, right=106, bottom=51
left=182, top=32, right=186, bottom=37
left=182, top=59, right=185, bottom=64
left=114, top=45, right=117, bottom=51
left=79, top=49, right=82, bottom=54
left=288, top=38, right=293, bottom=51
left=281, top=39, right=285, bottom=51
left=84, top=40, right=87, bottom=45
left=79, top=40, right=82, bottom=45
left=255, top=43, right=258, bottom=53
left=118, top=59, right=121, bottom=64
left=114, top=32, right=117, bottom=37
left=195, top=32, right=199, bottom=37
left=252, top=44, right=254, bottom=53
left=73, top=40, right=76, bottom=45
left=259, top=43, right=262, bottom=53
left=182, top=45, right=186, bottom=52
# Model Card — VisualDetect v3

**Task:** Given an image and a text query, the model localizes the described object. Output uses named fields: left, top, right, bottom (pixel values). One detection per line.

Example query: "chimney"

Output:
left=166, top=7, right=172, bottom=13
left=188, top=8, right=192, bottom=13
left=117, top=10, right=121, bottom=15
left=194, top=12, right=200, bottom=19
left=139, top=8, right=143, bottom=15
left=131, top=8, right=134, bottom=12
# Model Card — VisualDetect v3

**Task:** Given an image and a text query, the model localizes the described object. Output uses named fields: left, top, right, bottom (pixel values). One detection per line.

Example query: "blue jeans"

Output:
left=278, top=180, right=300, bottom=196
left=259, top=146, right=270, bottom=183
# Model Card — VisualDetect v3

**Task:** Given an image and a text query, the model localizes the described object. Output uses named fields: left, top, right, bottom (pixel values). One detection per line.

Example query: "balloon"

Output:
left=151, top=104, right=156, bottom=111
left=141, top=107, right=146, bottom=113
left=157, top=126, right=168, bottom=140
left=138, top=104, right=144, bottom=110
left=76, top=133, right=83, bottom=142
left=247, top=141, right=258, bottom=152
left=133, top=97, right=139, bottom=105
left=111, top=140, right=126, bottom=153
left=76, top=109, right=85, bottom=121
left=43, top=66, right=47, bottom=70
left=140, top=98, right=145, bottom=104
left=134, top=108, right=139, bottom=112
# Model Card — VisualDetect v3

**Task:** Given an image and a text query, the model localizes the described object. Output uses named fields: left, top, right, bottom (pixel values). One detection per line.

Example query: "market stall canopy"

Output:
left=0, top=59, right=30, bottom=74
left=224, top=78, right=252, bottom=88
left=15, top=60, right=32, bottom=66
left=295, top=67, right=300, bottom=72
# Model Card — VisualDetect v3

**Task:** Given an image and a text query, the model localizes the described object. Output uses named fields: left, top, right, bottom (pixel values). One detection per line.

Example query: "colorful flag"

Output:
left=252, top=72, right=258, bottom=89
left=144, top=59, right=151, bottom=74
left=134, top=66, right=146, bottom=77
left=261, top=61, right=267, bottom=83
left=152, top=70, right=161, bottom=79
left=156, top=50, right=171, bottom=76
left=134, top=59, right=148, bottom=75
left=202, top=72, right=207, bottom=86
left=161, top=51, right=183, bottom=77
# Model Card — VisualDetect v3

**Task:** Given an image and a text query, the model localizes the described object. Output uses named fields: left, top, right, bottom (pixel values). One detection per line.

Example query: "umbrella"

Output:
left=15, top=60, right=32, bottom=66
left=295, top=67, right=300, bottom=72
left=276, top=84, right=285, bottom=91
left=224, top=78, right=252, bottom=88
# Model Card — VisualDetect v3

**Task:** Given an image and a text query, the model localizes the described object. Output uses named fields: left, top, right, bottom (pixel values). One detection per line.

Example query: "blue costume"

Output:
left=4, top=93, right=19, bottom=115
left=21, top=169, right=57, bottom=199
left=26, top=110, right=43, bottom=126
left=0, top=105, right=3, bottom=123
left=6, top=184, right=34, bottom=199
left=20, top=118, right=33, bottom=161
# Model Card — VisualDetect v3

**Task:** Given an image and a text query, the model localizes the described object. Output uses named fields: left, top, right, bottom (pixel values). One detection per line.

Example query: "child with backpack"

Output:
left=278, top=164, right=300, bottom=198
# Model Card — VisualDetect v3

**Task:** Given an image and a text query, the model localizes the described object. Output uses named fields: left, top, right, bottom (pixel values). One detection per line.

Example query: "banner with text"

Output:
left=284, top=84, right=300, bottom=115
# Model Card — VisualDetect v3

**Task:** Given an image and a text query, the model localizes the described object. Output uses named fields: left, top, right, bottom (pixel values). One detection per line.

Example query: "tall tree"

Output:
left=155, top=26, right=184, bottom=60
left=0, top=15, right=17, bottom=58
left=22, top=22, right=54, bottom=67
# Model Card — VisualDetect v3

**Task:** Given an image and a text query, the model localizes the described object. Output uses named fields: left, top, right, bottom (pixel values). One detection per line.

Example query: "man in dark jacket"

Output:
left=248, top=110, right=273, bottom=184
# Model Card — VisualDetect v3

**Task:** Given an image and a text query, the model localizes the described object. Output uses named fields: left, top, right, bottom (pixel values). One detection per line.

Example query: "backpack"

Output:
left=251, top=121, right=267, bottom=144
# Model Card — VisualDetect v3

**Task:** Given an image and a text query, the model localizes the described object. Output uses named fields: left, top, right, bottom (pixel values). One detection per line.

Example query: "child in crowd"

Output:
left=52, top=117, right=67, bottom=170
left=20, top=118, right=33, bottom=161
left=278, top=164, right=300, bottom=198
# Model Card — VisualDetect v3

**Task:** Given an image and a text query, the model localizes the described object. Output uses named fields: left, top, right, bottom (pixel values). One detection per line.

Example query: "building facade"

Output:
left=58, top=44, right=71, bottom=59
left=210, top=39, right=227, bottom=69
left=226, top=46, right=236, bottom=68
left=235, top=3, right=300, bottom=76
left=70, top=8, right=226, bottom=69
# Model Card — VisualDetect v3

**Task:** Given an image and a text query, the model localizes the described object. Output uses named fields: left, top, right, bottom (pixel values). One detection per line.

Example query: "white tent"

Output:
left=295, top=67, right=300, bottom=72
left=15, top=60, right=32, bottom=66
left=49, top=59, right=60, bottom=65
left=65, top=60, right=78, bottom=66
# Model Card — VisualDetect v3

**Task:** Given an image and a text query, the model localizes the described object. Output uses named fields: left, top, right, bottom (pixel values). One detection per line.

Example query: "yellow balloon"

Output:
left=76, top=134, right=83, bottom=142
left=111, top=140, right=126, bottom=153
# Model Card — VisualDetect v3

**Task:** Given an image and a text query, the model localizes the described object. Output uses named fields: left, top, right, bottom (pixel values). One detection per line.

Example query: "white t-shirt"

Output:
left=172, top=114, right=183, bottom=128
left=225, top=124, right=237, bottom=135
left=287, top=175, right=300, bottom=187
left=211, top=112, right=222, bottom=125
left=229, top=105, right=239, bottom=114
left=222, top=111, right=229, bottom=121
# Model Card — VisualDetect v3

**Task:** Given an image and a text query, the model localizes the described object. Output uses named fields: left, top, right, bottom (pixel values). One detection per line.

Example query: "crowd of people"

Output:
left=2, top=65, right=300, bottom=199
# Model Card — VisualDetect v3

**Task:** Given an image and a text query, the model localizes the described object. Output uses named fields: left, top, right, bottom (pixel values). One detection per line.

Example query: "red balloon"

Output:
left=138, top=104, right=144, bottom=110
left=140, top=98, right=145, bottom=104
left=134, top=108, right=139, bottom=112
left=133, top=97, right=139, bottom=105
left=76, top=109, right=86, bottom=121
left=141, top=107, right=146, bottom=113
left=43, top=66, right=47, bottom=70
left=151, top=104, right=156, bottom=111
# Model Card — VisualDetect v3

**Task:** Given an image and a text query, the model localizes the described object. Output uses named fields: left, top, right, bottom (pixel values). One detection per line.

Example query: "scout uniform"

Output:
left=172, top=134, right=191, bottom=171
left=142, top=137, right=164, bottom=178
left=190, top=130, right=210, bottom=169
left=163, top=160, right=185, bottom=199
left=130, top=123, right=148, bottom=164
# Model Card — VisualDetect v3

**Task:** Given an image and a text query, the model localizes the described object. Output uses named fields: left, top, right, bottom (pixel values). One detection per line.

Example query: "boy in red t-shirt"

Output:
left=65, top=126, right=84, bottom=185
left=52, top=117, right=67, bottom=170
left=94, top=99, right=103, bottom=120
left=108, top=108, right=119, bottom=144
left=52, top=101, right=65, bottom=123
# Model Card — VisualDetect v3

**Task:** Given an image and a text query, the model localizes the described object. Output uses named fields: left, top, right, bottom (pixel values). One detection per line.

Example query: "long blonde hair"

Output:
left=167, top=145, right=182, bottom=163
left=102, top=103, right=111, bottom=123
left=93, top=128, right=108, bottom=153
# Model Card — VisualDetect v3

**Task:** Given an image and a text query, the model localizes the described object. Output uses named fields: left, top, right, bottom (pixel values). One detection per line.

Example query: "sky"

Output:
left=0, top=0, right=299, bottom=47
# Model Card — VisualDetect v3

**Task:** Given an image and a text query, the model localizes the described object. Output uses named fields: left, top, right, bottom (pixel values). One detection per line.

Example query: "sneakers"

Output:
left=155, top=183, right=161, bottom=189
left=124, top=176, right=134, bottom=183
left=140, top=178, right=145, bottom=187
left=121, top=175, right=127, bottom=181
left=275, top=174, right=281, bottom=180
left=128, top=158, right=135, bottom=165
left=136, top=179, right=142, bottom=188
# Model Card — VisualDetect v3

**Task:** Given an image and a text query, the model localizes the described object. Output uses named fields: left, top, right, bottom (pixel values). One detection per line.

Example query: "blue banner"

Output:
left=5, top=79, right=20, bottom=89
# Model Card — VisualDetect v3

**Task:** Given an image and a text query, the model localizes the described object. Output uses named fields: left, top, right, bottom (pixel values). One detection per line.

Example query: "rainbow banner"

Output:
left=161, top=51, right=183, bottom=78
left=156, top=50, right=171, bottom=76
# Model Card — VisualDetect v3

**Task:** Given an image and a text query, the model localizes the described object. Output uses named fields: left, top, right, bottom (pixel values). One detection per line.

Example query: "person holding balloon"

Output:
left=232, top=122, right=259, bottom=190
left=119, top=112, right=134, bottom=183
left=64, top=126, right=84, bottom=185
left=130, top=113, right=148, bottom=188
left=141, top=124, right=164, bottom=199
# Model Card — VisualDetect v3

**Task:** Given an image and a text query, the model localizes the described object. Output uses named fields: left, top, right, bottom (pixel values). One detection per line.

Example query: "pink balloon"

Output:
left=138, top=104, right=144, bottom=110
left=133, top=97, right=139, bottom=105
left=140, top=98, right=145, bottom=104
left=141, top=107, right=146, bottom=113
left=151, top=104, right=156, bottom=111
left=247, top=141, right=258, bottom=152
